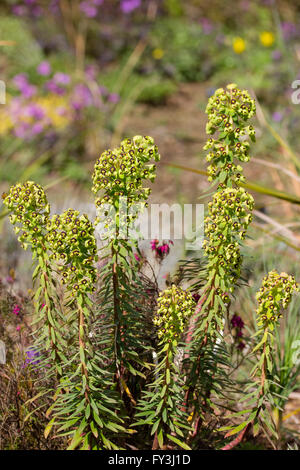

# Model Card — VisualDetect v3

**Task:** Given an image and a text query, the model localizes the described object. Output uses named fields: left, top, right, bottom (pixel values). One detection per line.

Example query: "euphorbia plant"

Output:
left=2, top=182, right=64, bottom=379
left=92, top=136, right=160, bottom=403
left=2, top=85, right=299, bottom=450
left=183, top=84, right=256, bottom=424
left=221, top=270, right=299, bottom=449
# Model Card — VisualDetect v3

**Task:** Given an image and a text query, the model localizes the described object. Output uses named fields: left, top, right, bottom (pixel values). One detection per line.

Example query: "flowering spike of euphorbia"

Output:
left=3, top=181, right=50, bottom=250
left=47, top=209, right=98, bottom=295
left=136, top=285, right=195, bottom=449
left=92, top=135, right=160, bottom=212
left=154, top=285, right=195, bottom=340
left=203, top=187, right=254, bottom=296
left=256, top=270, right=299, bottom=328
left=203, top=84, right=256, bottom=186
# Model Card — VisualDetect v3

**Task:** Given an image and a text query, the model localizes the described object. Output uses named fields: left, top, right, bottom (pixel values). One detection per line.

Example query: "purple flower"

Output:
left=22, top=84, right=37, bottom=98
left=281, top=21, right=298, bottom=41
left=45, top=79, right=65, bottom=95
left=48, top=0, right=60, bottom=14
left=85, top=64, right=97, bottom=80
left=14, top=122, right=30, bottom=139
left=71, top=83, right=94, bottom=110
left=37, top=61, right=51, bottom=76
left=108, top=93, right=120, bottom=104
left=24, top=103, right=45, bottom=120
left=200, top=18, right=213, bottom=35
left=121, top=0, right=141, bottom=14
left=272, top=49, right=282, bottom=61
left=12, top=5, right=27, bottom=16
left=13, top=73, right=28, bottom=89
left=192, top=293, right=200, bottom=303
left=12, top=1, right=42, bottom=17
left=80, top=1, right=97, bottom=17
left=53, top=72, right=70, bottom=86
left=24, top=348, right=40, bottom=366
left=13, top=75, right=37, bottom=98
left=31, top=122, right=44, bottom=136
left=272, top=111, right=283, bottom=122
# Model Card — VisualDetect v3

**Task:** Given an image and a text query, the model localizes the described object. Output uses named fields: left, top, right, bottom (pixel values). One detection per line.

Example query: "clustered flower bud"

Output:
left=47, top=209, right=98, bottom=295
left=203, top=84, right=256, bottom=184
left=2, top=181, right=50, bottom=250
left=153, top=285, right=195, bottom=341
left=92, top=135, right=160, bottom=211
left=203, top=187, right=254, bottom=293
left=256, top=270, right=299, bottom=326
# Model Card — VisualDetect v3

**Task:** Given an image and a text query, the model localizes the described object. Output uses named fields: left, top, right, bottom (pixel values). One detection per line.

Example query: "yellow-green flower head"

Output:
left=2, top=181, right=50, bottom=250
left=256, top=270, right=299, bottom=326
left=203, top=84, right=256, bottom=184
left=47, top=209, right=98, bottom=295
left=92, top=135, right=160, bottom=209
left=154, top=285, right=195, bottom=341
left=203, top=187, right=254, bottom=293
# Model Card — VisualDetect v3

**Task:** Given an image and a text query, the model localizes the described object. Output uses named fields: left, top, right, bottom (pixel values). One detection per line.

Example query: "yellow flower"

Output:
left=152, top=48, right=164, bottom=60
left=232, top=37, right=246, bottom=54
left=260, top=31, right=275, bottom=47
left=0, top=111, right=13, bottom=134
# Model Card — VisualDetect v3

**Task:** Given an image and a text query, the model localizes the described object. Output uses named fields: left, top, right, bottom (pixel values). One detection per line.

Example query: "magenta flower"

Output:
left=13, top=305, right=21, bottom=316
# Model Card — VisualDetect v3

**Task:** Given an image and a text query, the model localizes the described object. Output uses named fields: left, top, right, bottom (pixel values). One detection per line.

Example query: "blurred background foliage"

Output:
left=0, top=0, right=299, bottom=188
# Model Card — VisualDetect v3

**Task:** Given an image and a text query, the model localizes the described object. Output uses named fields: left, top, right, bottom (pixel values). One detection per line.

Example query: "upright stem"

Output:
left=111, top=243, right=122, bottom=390
left=78, top=299, right=90, bottom=404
